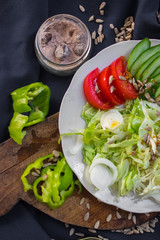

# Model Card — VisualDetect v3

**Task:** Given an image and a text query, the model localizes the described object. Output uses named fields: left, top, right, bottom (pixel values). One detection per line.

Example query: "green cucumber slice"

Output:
left=135, top=52, right=160, bottom=80
left=141, top=56, right=160, bottom=81
left=127, top=38, right=151, bottom=71
left=130, top=44, right=160, bottom=76
left=151, top=67, right=160, bottom=78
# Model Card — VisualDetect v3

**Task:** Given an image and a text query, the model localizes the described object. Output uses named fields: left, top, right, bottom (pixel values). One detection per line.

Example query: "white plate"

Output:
left=59, top=39, right=160, bottom=213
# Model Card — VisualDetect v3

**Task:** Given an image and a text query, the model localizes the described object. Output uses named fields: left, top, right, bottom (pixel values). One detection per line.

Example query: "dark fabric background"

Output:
left=0, top=0, right=160, bottom=239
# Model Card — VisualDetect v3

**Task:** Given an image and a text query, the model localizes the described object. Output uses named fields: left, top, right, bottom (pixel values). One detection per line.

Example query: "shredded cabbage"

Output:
left=80, top=98, right=160, bottom=201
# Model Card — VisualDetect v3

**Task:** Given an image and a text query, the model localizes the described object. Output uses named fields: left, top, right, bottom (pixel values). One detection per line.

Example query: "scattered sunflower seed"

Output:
left=79, top=5, right=85, bottom=12
left=99, top=1, right=106, bottom=10
left=94, top=220, right=100, bottom=229
left=106, top=213, right=112, bottom=222
left=69, top=228, right=75, bottom=236
left=110, top=85, right=115, bottom=93
left=52, top=149, right=60, bottom=158
left=31, top=171, right=39, bottom=177
left=75, top=232, right=85, bottom=237
left=109, top=75, right=114, bottom=85
left=80, top=197, right=85, bottom=205
left=88, top=228, right=97, bottom=233
left=100, top=10, right=104, bottom=15
left=92, top=30, right=96, bottom=40
left=96, top=18, right=104, bottom=23
left=94, top=38, right=98, bottom=45
left=83, top=211, right=90, bottom=221
left=86, top=203, right=90, bottom=210
left=88, top=15, right=94, bottom=22
left=65, top=223, right=69, bottom=228
left=119, top=75, right=126, bottom=80
left=109, top=23, right=114, bottom=29
left=116, top=211, right=122, bottom=219
left=132, top=215, right=137, bottom=225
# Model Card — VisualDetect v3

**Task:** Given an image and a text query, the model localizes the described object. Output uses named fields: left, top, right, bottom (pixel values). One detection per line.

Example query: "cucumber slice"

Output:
left=141, top=56, right=160, bottom=81
left=130, top=44, right=160, bottom=76
left=135, top=52, right=160, bottom=80
left=151, top=67, right=160, bottom=78
left=127, top=38, right=151, bottom=71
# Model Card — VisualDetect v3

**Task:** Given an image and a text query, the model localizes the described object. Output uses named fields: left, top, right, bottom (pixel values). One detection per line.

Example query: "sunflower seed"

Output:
left=110, top=86, right=115, bottom=93
left=52, top=150, right=60, bottom=157
left=98, top=24, right=103, bottom=33
left=128, top=212, right=132, bottom=220
left=84, top=211, right=90, bottom=221
left=133, top=229, right=140, bottom=234
left=92, top=31, right=96, bottom=40
left=31, top=171, right=39, bottom=177
left=116, top=211, right=122, bottom=219
left=119, top=75, right=126, bottom=80
left=94, top=220, right=100, bottom=229
left=100, top=10, right=104, bottom=15
left=125, top=230, right=134, bottom=235
left=96, top=18, right=104, bottom=23
left=132, top=215, right=137, bottom=224
left=65, top=223, right=69, bottom=228
left=69, top=228, right=75, bottom=236
left=98, top=235, right=104, bottom=239
left=99, top=1, right=106, bottom=10
left=125, top=34, right=132, bottom=40
left=137, top=79, right=143, bottom=86
left=88, top=228, right=97, bottom=233
left=133, top=82, right=138, bottom=91
left=79, top=5, right=85, bottom=12
left=131, top=22, right=135, bottom=29
left=80, top=197, right=85, bottom=205
left=145, top=92, right=151, bottom=100
left=43, top=162, right=52, bottom=167
left=75, top=232, right=85, bottom=237
left=109, top=23, right=114, bottom=29
left=35, top=168, right=40, bottom=174
left=109, top=75, right=114, bottom=85
left=106, top=213, right=112, bottom=222
left=86, top=203, right=90, bottom=210
left=145, top=82, right=153, bottom=90
left=114, top=27, right=119, bottom=35
left=94, top=38, right=98, bottom=45
left=88, top=15, right=94, bottom=22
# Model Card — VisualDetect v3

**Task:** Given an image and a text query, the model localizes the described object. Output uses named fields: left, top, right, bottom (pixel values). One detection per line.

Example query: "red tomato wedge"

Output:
left=111, top=56, right=138, bottom=100
left=97, top=66, right=125, bottom=105
left=83, top=68, right=113, bottom=110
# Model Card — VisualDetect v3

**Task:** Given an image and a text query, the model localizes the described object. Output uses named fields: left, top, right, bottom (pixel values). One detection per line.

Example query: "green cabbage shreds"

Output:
left=80, top=99, right=160, bottom=200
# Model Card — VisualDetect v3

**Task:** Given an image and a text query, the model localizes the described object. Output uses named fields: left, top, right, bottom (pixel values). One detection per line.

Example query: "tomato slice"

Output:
left=83, top=68, right=113, bottom=110
left=111, top=56, right=138, bottom=100
left=97, top=66, right=125, bottom=105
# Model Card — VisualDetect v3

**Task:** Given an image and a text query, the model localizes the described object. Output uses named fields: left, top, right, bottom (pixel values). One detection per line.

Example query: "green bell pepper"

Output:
left=21, top=152, right=81, bottom=210
left=9, top=82, right=51, bottom=144
left=21, top=153, right=53, bottom=192
left=8, top=112, right=28, bottom=145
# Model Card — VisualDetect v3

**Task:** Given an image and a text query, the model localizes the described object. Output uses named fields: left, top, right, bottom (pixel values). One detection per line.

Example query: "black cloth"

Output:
left=0, top=0, right=160, bottom=239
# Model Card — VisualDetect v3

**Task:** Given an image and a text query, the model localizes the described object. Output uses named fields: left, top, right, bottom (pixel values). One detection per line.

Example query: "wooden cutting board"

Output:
left=0, top=113, right=158, bottom=230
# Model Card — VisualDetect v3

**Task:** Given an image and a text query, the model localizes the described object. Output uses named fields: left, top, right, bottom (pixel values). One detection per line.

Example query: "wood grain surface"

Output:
left=0, top=113, right=158, bottom=230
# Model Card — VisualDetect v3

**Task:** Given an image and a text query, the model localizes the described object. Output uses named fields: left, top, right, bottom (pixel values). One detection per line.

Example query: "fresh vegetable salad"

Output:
left=73, top=38, right=160, bottom=203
